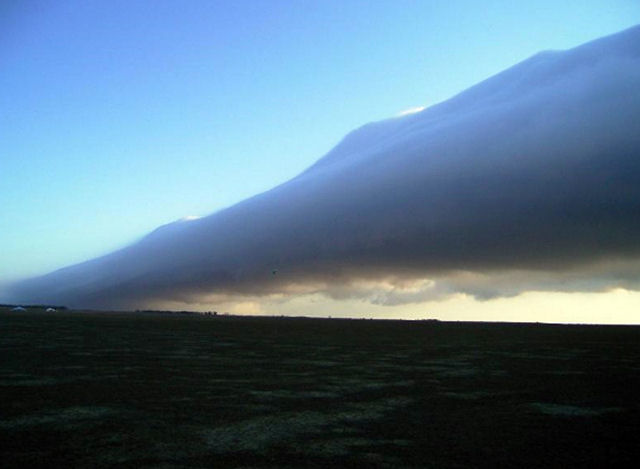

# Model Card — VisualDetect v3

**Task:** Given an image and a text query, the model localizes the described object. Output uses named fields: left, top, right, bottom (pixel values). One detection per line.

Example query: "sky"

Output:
left=2, top=1, right=640, bottom=322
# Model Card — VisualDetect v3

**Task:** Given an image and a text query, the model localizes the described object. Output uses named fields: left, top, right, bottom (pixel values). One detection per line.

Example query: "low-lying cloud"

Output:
left=7, top=25, right=640, bottom=310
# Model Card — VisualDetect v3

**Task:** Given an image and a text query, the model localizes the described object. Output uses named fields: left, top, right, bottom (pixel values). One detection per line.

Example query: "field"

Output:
left=1, top=308, right=639, bottom=468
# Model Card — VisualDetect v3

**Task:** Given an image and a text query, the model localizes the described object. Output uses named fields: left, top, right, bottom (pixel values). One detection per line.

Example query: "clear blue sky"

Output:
left=1, top=0, right=639, bottom=283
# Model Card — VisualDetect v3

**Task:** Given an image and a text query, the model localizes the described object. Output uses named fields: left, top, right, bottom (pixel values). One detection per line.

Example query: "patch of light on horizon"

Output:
left=396, top=106, right=426, bottom=116
left=179, top=215, right=202, bottom=222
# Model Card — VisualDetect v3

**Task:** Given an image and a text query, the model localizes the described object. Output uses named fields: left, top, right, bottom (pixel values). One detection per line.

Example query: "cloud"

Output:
left=6, top=25, right=640, bottom=310
left=396, top=106, right=426, bottom=116
left=229, top=301, right=263, bottom=315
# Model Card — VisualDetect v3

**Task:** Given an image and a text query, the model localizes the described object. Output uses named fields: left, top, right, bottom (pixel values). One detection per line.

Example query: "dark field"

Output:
left=1, top=309, right=639, bottom=468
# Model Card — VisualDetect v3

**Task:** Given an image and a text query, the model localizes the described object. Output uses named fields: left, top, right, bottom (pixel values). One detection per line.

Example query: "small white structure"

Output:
left=11, top=306, right=26, bottom=312
left=45, top=307, right=56, bottom=313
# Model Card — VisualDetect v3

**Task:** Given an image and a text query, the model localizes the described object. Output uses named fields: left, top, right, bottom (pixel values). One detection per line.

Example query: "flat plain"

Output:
left=1, top=308, right=639, bottom=468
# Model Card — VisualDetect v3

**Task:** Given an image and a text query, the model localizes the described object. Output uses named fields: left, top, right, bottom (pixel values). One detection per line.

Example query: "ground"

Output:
left=1, top=308, right=639, bottom=468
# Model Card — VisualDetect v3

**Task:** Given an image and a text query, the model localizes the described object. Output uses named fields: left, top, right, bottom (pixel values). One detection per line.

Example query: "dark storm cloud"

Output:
left=7, top=25, right=640, bottom=309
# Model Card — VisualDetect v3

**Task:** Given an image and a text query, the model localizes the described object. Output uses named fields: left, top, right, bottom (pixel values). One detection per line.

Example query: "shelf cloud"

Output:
left=7, top=25, right=640, bottom=310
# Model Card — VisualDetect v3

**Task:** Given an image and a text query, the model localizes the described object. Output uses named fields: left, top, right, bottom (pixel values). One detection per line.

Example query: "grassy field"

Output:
left=1, top=308, right=639, bottom=468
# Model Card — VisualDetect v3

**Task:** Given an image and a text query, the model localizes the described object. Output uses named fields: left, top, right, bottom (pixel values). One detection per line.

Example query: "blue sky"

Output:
left=1, top=0, right=639, bottom=283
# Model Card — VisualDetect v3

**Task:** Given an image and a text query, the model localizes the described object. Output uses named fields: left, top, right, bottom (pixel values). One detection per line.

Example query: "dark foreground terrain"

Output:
left=1, top=309, right=639, bottom=468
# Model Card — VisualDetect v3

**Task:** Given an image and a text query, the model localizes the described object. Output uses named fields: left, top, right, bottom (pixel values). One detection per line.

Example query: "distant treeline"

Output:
left=0, top=304, right=68, bottom=310
left=135, top=309, right=199, bottom=315
left=135, top=309, right=226, bottom=316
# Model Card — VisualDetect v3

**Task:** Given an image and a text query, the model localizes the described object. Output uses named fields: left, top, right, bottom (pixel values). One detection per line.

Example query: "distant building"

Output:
left=11, top=306, right=26, bottom=312
left=45, top=307, right=56, bottom=312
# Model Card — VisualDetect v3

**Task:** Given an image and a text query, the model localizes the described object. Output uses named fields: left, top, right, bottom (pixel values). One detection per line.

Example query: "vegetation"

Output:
left=1, top=309, right=638, bottom=468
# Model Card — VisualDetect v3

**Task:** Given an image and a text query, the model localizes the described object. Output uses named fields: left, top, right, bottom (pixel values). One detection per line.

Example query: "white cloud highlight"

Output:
left=396, top=105, right=426, bottom=116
